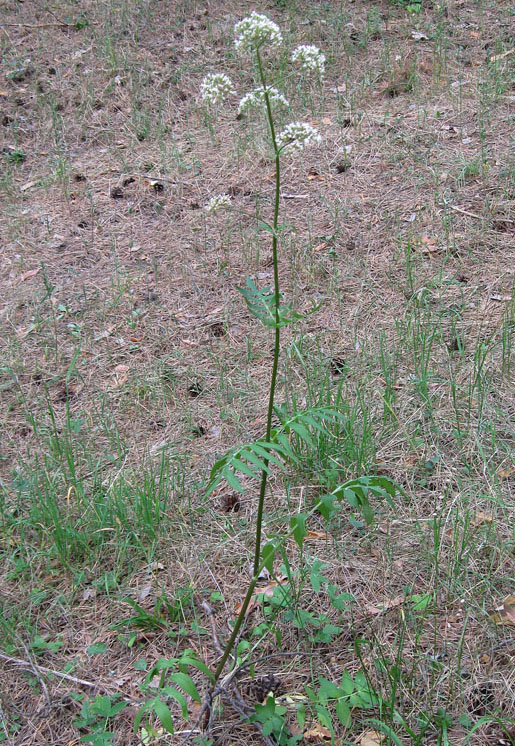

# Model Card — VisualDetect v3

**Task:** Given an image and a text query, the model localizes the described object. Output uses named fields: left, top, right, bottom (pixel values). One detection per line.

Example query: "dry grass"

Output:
left=0, top=0, right=513, bottom=744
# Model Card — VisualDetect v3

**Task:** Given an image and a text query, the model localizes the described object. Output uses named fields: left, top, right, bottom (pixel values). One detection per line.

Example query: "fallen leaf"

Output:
left=0, top=89, right=8, bottom=97
left=138, top=583, right=152, bottom=602
left=20, top=180, right=39, bottom=192
left=305, top=723, right=332, bottom=741
left=489, top=48, right=514, bottom=62
left=94, top=325, right=115, bottom=341
left=498, top=466, right=515, bottom=480
left=472, top=511, right=494, bottom=527
left=20, top=268, right=41, bottom=282
left=81, top=587, right=97, bottom=602
left=289, top=529, right=329, bottom=543
left=491, top=595, right=515, bottom=627
left=235, top=576, right=288, bottom=614
left=420, top=234, right=440, bottom=254
left=113, top=364, right=130, bottom=386
left=357, top=730, right=384, bottom=746
left=364, top=595, right=404, bottom=616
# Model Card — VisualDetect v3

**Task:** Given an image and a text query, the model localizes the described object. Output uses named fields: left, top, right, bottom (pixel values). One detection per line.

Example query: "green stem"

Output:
left=252, top=46, right=282, bottom=577
left=212, top=572, right=260, bottom=683
left=211, top=47, right=283, bottom=687
left=211, top=484, right=333, bottom=685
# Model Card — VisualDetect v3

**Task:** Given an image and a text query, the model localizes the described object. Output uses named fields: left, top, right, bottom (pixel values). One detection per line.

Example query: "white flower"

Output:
left=205, top=194, right=232, bottom=214
left=277, top=122, right=321, bottom=154
left=291, top=45, right=326, bottom=77
left=238, top=86, right=289, bottom=116
left=200, top=73, right=235, bottom=106
left=234, top=12, right=283, bottom=54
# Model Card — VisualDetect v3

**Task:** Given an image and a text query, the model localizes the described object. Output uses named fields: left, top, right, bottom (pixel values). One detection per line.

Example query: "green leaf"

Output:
left=241, top=448, right=273, bottom=474
left=152, top=698, right=175, bottom=733
left=315, top=705, right=334, bottom=734
left=310, top=560, right=328, bottom=593
left=317, top=493, right=338, bottom=521
left=262, top=543, right=276, bottom=574
left=169, top=672, right=201, bottom=702
left=340, top=671, right=355, bottom=696
left=179, top=651, right=214, bottom=682
left=365, top=719, right=404, bottom=746
left=223, top=468, right=245, bottom=493
left=161, top=686, right=188, bottom=719
left=290, top=513, right=307, bottom=549
left=87, top=642, right=108, bottom=655
left=288, top=421, right=316, bottom=448
left=318, top=677, right=341, bottom=701
left=145, top=657, right=177, bottom=684
left=296, top=703, right=306, bottom=732
left=335, top=697, right=351, bottom=727
left=230, top=457, right=259, bottom=479
left=250, top=441, right=288, bottom=467
left=258, top=220, right=277, bottom=237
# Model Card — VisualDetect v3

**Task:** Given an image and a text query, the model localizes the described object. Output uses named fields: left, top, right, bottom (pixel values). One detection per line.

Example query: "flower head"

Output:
left=238, top=86, right=289, bottom=117
left=277, top=122, right=321, bottom=154
left=291, top=45, right=326, bottom=77
left=205, top=194, right=232, bottom=214
left=200, top=73, right=235, bottom=106
left=234, top=12, right=282, bottom=54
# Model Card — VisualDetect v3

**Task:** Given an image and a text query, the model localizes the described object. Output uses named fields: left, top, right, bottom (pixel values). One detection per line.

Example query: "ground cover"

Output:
left=0, top=0, right=513, bottom=744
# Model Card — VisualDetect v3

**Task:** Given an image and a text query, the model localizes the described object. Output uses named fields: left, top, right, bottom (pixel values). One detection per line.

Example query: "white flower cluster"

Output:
left=205, top=194, right=232, bottom=214
left=291, top=45, right=326, bottom=77
left=234, top=12, right=283, bottom=54
left=200, top=73, right=235, bottom=106
left=277, top=122, right=321, bottom=154
left=238, top=86, right=289, bottom=116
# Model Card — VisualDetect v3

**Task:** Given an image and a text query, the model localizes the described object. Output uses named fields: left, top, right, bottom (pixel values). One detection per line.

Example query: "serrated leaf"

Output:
left=178, top=651, right=214, bottom=682
left=223, top=468, right=245, bottom=493
left=161, top=686, right=188, bottom=719
left=230, top=457, right=260, bottom=479
left=169, top=673, right=201, bottom=702
left=288, top=421, right=316, bottom=448
left=241, top=448, right=273, bottom=474
left=317, top=493, right=338, bottom=520
left=336, top=697, right=352, bottom=727
left=152, top=698, right=175, bottom=733
left=318, top=677, right=342, bottom=701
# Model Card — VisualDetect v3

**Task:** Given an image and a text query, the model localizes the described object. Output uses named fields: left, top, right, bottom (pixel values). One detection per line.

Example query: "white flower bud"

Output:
left=200, top=73, right=235, bottom=106
left=277, top=122, right=322, bottom=154
left=238, top=87, right=289, bottom=116
left=205, top=194, right=232, bottom=214
left=291, top=45, right=326, bottom=77
left=234, top=12, right=283, bottom=54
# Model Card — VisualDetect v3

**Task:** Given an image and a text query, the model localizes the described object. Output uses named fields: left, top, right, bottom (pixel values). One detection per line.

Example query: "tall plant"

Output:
left=135, top=12, right=398, bottom=741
